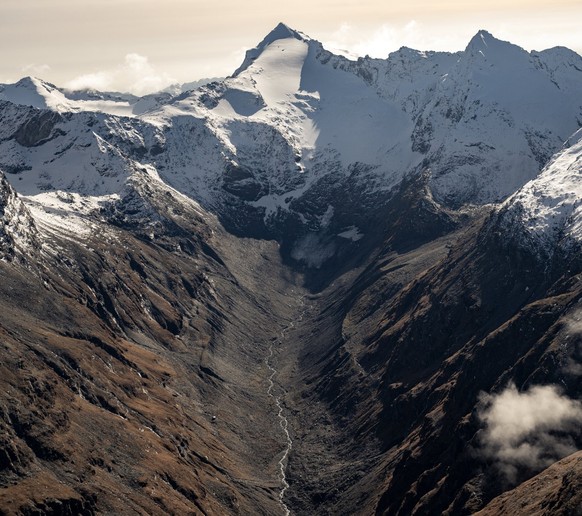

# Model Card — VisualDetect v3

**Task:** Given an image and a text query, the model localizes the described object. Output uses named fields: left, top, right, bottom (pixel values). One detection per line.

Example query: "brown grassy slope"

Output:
left=0, top=210, right=301, bottom=515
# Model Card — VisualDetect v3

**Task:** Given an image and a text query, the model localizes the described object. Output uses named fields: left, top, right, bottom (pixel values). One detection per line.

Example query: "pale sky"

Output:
left=1, top=0, right=581, bottom=94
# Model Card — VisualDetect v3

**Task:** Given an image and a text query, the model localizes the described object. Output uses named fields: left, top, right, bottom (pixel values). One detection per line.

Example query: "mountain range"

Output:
left=0, top=23, right=581, bottom=515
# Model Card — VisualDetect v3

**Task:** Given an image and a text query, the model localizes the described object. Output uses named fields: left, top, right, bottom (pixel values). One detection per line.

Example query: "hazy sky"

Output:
left=1, top=0, right=581, bottom=94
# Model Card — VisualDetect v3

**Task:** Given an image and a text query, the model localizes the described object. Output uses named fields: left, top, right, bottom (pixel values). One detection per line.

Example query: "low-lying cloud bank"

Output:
left=65, top=53, right=175, bottom=96
left=478, top=383, right=582, bottom=483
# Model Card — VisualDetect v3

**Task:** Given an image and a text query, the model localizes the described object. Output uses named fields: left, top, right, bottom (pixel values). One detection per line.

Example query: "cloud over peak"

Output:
left=65, top=53, right=175, bottom=95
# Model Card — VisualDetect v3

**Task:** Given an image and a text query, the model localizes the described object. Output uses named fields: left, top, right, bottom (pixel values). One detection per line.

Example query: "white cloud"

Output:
left=478, top=383, right=582, bottom=483
left=324, top=22, right=414, bottom=58
left=564, top=308, right=582, bottom=336
left=65, top=53, right=175, bottom=95
left=66, top=71, right=112, bottom=92
left=290, top=233, right=337, bottom=268
left=22, top=63, right=51, bottom=77
left=322, top=20, right=467, bottom=58
left=559, top=308, right=582, bottom=377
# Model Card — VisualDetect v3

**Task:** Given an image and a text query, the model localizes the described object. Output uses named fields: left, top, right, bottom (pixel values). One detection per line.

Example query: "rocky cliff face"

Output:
left=0, top=170, right=38, bottom=262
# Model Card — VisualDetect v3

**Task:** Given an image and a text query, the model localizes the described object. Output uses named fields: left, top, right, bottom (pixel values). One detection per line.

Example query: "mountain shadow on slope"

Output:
left=278, top=168, right=461, bottom=292
left=283, top=199, right=582, bottom=515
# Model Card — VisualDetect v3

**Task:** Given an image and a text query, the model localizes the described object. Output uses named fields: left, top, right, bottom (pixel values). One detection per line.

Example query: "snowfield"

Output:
left=1, top=23, right=582, bottom=264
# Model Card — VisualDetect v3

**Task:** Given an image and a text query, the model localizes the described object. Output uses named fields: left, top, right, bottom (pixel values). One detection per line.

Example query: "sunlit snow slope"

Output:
left=1, top=23, right=582, bottom=266
left=496, top=128, right=582, bottom=255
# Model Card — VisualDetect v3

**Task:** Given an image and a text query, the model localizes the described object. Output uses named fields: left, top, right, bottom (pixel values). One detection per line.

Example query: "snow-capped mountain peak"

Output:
left=463, top=29, right=528, bottom=64
left=0, top=76, right=71, bottom=111
left=233, top=22, right=309, bottom=76
left=466, top=29, right=495, bottom=47
left=0, top=77, right=169, bottom=117
left=1, top=26, right=582, bottom=267
left=262, top=22, right=308, bottom=44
